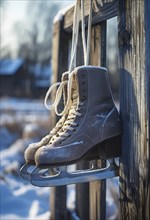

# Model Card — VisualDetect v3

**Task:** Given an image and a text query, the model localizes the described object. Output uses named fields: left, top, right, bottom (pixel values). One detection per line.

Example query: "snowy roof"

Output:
left=0, top=59, right=24, bottom=75
left=35, top=80, right=50, bottom=88
left=30, top=64, right=51, bottom=79
left=53, top=4, right=74, bottom=23
left=30, top=64, right=51, bottom=88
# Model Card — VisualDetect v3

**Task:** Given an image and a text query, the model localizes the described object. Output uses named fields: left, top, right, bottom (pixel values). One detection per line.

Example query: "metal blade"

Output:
left=20, top=163, right=36, bottom=181
left=30, top=161, right=119, bottom=187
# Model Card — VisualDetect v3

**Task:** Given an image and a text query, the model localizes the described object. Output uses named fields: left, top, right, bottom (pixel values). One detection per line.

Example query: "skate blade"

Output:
left=20, top=163, right=36, bottom=181
left=30, top=160, right=119, bottom=187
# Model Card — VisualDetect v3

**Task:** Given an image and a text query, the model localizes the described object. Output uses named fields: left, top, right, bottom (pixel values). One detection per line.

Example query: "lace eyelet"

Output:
left=81, top=74, right=85, bottom=78
left=82, top=81, right=85, bottom=85
left=81, top=96, right=86, bottom=100
left=80, top=102, right=84, bottom=105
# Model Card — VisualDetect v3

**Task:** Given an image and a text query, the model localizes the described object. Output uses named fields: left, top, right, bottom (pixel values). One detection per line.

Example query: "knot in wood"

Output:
left=119, top=29, right=131, bottom=49
left=93, top=0, right=103, bottom=12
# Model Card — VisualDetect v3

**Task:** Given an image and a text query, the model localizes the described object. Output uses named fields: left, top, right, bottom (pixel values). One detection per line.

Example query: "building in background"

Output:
left=30, top=64, right=51, bottom=99
left=0, top=59, right=51, bottom=98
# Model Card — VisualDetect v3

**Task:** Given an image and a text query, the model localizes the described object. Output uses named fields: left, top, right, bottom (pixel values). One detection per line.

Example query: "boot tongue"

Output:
left=71, top=77, right=78, bottom=109
left=61, top=78, right=78, bottom=133
left=72, top=88, right=78, bottom=104
left=50, top=77, right=80, bottom=145
left=71, top=75, right=78, bottom=101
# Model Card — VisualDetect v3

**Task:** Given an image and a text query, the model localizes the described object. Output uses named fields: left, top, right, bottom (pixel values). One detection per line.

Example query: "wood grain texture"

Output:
left=118, top=0, right=150, bottom=219
left=50, top=17, right=70, bottom=220
left=51, top=18, right=70, bottom=127
left=75, top=24, right=107, bottom=220
left=75, top=33, right=90, bottom=220
left=63, top=0, right=118, bottom=32
left=89, top=23, right=107, bottom=220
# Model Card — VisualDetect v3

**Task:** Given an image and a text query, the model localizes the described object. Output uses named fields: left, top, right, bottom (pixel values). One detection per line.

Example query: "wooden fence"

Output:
left=50, top=0, right=150, bottom=219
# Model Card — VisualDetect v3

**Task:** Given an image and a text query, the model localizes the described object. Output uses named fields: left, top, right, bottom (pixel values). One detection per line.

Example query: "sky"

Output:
left=0, top=0, right=74, bottom=58
left=1, top=1, right=27, bottom=54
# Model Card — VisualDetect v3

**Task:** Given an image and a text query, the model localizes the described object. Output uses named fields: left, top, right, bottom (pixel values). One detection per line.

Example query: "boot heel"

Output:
left=98, top=135, right=121, bottom=159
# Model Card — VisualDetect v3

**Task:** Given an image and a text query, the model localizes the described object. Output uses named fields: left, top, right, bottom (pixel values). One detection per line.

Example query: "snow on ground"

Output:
left=0, top=97, right=52, bottom=220
left=0, top=97, right=119, bottom=220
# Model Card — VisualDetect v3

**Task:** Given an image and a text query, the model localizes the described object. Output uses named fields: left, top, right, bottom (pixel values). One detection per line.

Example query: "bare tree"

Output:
left=0, top=1, right=10, bottom=59
left=14, top=1, right=65, bottom=65
left=0, top=0, right=5, bottom=7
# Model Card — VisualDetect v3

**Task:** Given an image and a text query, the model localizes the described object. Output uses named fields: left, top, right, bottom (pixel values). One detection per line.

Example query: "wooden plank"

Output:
left=76, top=162, right=90, bottom=220
left=51, top=18, right=70, bottom=127
left=75, top=23, right=107, bottom=220
left=50, top=186, right=67, bottom=220
left=89, top=23, right=107, bottom=220
left=75, top=33, right=90, bottom=220
left=118, top=0, right=150, bottom=219
left=50, top=17, right=70, bottom=220
left=63, top=0, right=118, bottom=32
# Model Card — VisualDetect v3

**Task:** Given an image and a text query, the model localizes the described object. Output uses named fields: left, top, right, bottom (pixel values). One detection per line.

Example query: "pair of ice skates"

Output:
left=20, top=66, right=121, bottom=187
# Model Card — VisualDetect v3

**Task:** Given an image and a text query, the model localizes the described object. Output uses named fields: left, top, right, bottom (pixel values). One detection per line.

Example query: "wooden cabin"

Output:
left=0, top=59, right=51, bottom=98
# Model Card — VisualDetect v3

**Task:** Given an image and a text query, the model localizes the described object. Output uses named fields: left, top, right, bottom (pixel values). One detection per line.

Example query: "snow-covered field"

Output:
left=0, top=97, right=119, bottom=220
left=0, top=97, right=51, bottom=220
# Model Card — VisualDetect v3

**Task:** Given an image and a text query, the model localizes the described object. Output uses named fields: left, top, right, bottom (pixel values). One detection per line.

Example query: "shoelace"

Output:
left=38, top=72, right=69, bottom=144
left=48, top=0, right=93, bottom=144
left=49, top=71, right=84, bottom=144
left=54, top=70, right=78, bottom=116
left=42, top=1, right=85, bottom=145
left=54, top=94, right=83, bottom=142
left=43, top=69, right=80, bottom=145
left=28, top=2, right=81, bottom=148
left=43, top=70, right=77, bottom=145
left=81, top=0, right=92, bottom=66
left=44, top=0, right=80, bottom=116
left=37, top=114, right=67, bottom=146
left=69, top=1, right=80, bottom=72
left=44, top=71, right=68, bottom=111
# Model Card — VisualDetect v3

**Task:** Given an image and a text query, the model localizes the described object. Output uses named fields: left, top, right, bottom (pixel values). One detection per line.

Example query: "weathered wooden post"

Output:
left=118, top=0, right=150, bottom=219
left=89, top=23, right=107, bottom=220
left=50, top=16, right=70, bottom=220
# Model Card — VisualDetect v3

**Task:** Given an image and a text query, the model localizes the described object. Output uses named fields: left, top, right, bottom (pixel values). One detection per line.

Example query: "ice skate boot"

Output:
left=20, top=72, right=69, bottom=180
left=20, top=0, right=81, bottom=181
left=30, top=66, right=121, bottom=187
